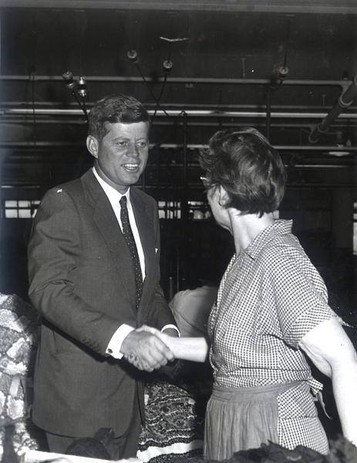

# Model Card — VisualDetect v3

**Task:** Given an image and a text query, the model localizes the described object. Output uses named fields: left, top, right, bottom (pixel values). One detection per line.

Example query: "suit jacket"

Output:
left=27, top=169, right=176, bottom=437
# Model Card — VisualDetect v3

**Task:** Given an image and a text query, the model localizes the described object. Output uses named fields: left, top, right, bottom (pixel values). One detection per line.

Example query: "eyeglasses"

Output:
left=200, top=176, right=219, bottom=191
left=200, top=176, right=208, bottom=186
left=200, top=176, right=213, bottom=189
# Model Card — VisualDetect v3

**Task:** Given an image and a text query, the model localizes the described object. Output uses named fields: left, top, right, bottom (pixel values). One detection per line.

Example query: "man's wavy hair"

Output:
left=88, top=94, right=150, bottom=141
left=199, top=127, right=287, bottom=216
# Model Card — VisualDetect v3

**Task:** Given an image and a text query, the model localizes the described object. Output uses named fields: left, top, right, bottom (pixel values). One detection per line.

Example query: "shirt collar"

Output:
left=92, top=166, right=131, bottom=202
left=245, top=219, right=293, bottom=259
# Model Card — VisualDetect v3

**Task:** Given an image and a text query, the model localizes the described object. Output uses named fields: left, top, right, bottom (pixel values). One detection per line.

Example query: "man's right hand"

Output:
left=121, top=325, right=175, bottom=372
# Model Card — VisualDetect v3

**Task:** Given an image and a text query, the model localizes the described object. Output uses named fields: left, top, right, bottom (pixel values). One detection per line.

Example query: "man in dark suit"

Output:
left=27, top=94, right=179, bottom=459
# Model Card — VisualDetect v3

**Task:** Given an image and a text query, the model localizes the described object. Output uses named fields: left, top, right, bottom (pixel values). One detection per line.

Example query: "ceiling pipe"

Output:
left=2, top=109, right=357, bottom=119
left=0, top=74, right=349, bottom=88
left=308, top=75, right=357, bottom=144
left=1, top=141, right=357, bottom=151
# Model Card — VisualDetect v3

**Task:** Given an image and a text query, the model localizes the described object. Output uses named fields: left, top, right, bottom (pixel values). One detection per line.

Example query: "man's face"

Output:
left=88, top=121, right=149, bottom=193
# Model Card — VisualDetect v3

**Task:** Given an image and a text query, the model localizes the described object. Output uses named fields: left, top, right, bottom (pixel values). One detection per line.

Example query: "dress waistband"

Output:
left=211, top=381, right=303, bottom=403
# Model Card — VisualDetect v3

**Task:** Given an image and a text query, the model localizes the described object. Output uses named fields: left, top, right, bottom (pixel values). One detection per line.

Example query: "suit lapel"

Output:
left=81, top=171, right=136, bottom=311
left=130, top=188, right=156, bottom=311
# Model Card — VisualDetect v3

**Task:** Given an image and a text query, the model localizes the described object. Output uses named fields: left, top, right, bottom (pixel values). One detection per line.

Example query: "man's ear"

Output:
left=86, top=135, right=99, bottom=158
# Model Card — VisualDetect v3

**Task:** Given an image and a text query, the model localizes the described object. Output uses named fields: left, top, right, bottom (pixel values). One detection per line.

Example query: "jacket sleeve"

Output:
left=142, top=197, right=177, bottom=331
left=27, top=188, right=123, bottom=355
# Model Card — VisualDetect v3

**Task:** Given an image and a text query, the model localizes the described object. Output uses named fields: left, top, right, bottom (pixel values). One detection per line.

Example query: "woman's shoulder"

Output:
left=259, top=232, right=305, bottom=263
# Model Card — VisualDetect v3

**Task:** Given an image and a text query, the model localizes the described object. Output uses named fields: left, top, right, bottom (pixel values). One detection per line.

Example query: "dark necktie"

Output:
left=120, top=196, right=143, bottom=308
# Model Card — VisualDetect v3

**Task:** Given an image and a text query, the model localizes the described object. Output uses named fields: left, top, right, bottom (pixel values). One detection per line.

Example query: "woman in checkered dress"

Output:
left=145, top=128, right=357, bottom=460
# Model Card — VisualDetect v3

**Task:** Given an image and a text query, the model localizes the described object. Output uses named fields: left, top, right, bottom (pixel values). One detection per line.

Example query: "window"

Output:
left=158, top=200, right=212, bottom=220
left=3, top=200, right=40, bottom=218
left=188, top=201, right=211, bottom=220
left=158, top=201, right=181, bottom=219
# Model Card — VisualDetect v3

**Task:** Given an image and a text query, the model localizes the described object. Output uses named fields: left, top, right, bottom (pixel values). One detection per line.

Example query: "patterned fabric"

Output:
left=120, top=196, right=143, bottom=308
left=137, top=381, right=205, bottom=463
left=207, top=220, right=340, bottom=454
left=0, top=294, right=43, bottom=459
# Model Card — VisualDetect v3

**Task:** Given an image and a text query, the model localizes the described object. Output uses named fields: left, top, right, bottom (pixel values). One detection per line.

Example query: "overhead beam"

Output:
left=0, top=0, right=357, bottom=14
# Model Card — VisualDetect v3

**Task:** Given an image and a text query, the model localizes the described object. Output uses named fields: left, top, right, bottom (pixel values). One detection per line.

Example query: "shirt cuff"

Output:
left=106, top=324, right=135, bottom=359
left=161, top=324, right=180, bottom=337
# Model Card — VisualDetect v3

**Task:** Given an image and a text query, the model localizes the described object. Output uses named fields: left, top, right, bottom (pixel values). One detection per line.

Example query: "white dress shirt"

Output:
left=93, top=167, right=145, bottom=278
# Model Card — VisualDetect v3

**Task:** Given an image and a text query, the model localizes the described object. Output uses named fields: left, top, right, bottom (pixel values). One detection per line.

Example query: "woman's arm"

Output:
left=299, top=318, right=357, bottom=446
left=163, top=335, right=209, bottom=362
left=138, top=326, right=209, bottom=362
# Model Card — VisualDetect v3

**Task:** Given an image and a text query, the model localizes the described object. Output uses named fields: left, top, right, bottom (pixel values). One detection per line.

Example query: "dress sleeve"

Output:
left=266, top=248, right=340, bottom=349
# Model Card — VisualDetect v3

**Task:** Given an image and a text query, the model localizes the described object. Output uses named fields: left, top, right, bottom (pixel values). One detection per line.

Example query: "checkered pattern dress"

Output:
left=206, top=220, right=340, bottom=456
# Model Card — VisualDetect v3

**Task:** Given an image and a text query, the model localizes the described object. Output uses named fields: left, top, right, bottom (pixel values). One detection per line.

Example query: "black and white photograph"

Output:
left=0, top=1, right=356, bottom=462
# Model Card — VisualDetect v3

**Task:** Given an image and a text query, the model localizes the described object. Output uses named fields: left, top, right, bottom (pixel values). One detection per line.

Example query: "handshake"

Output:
left=121, top=325, right=177, bottom=372
left=121, top=325, right=209, bottom=372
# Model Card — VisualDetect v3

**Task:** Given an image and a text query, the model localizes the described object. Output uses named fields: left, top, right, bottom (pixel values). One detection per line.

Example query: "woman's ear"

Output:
left=86, top=135, right=99, bottom=158
left=218, top=185, right=229, bottom=207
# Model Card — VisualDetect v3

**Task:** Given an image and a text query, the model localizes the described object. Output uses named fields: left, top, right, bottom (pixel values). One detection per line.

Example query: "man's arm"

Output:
left=28, top=189, right=173, bottom=367
left=28, top=189, right=119, bottom=353
left=138, top=195, right=179, bottom=330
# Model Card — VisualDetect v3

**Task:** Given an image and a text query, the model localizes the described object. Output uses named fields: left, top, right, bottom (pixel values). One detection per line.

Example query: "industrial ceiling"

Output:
left=0, top=0, right=356, bottom=189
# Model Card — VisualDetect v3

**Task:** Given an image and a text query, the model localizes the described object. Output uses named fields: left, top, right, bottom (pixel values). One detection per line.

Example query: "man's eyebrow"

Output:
left=112, top=136, right=129, bottom=141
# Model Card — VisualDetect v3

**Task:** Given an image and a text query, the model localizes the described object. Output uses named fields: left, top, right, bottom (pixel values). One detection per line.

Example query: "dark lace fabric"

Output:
left=137, top=381, right=207, bottom=463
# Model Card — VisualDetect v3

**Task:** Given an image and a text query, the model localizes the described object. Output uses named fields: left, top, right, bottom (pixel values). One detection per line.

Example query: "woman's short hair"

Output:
left=88, top=94, right=150, bottom=141
left=199, top=127, right=287, bottom=216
